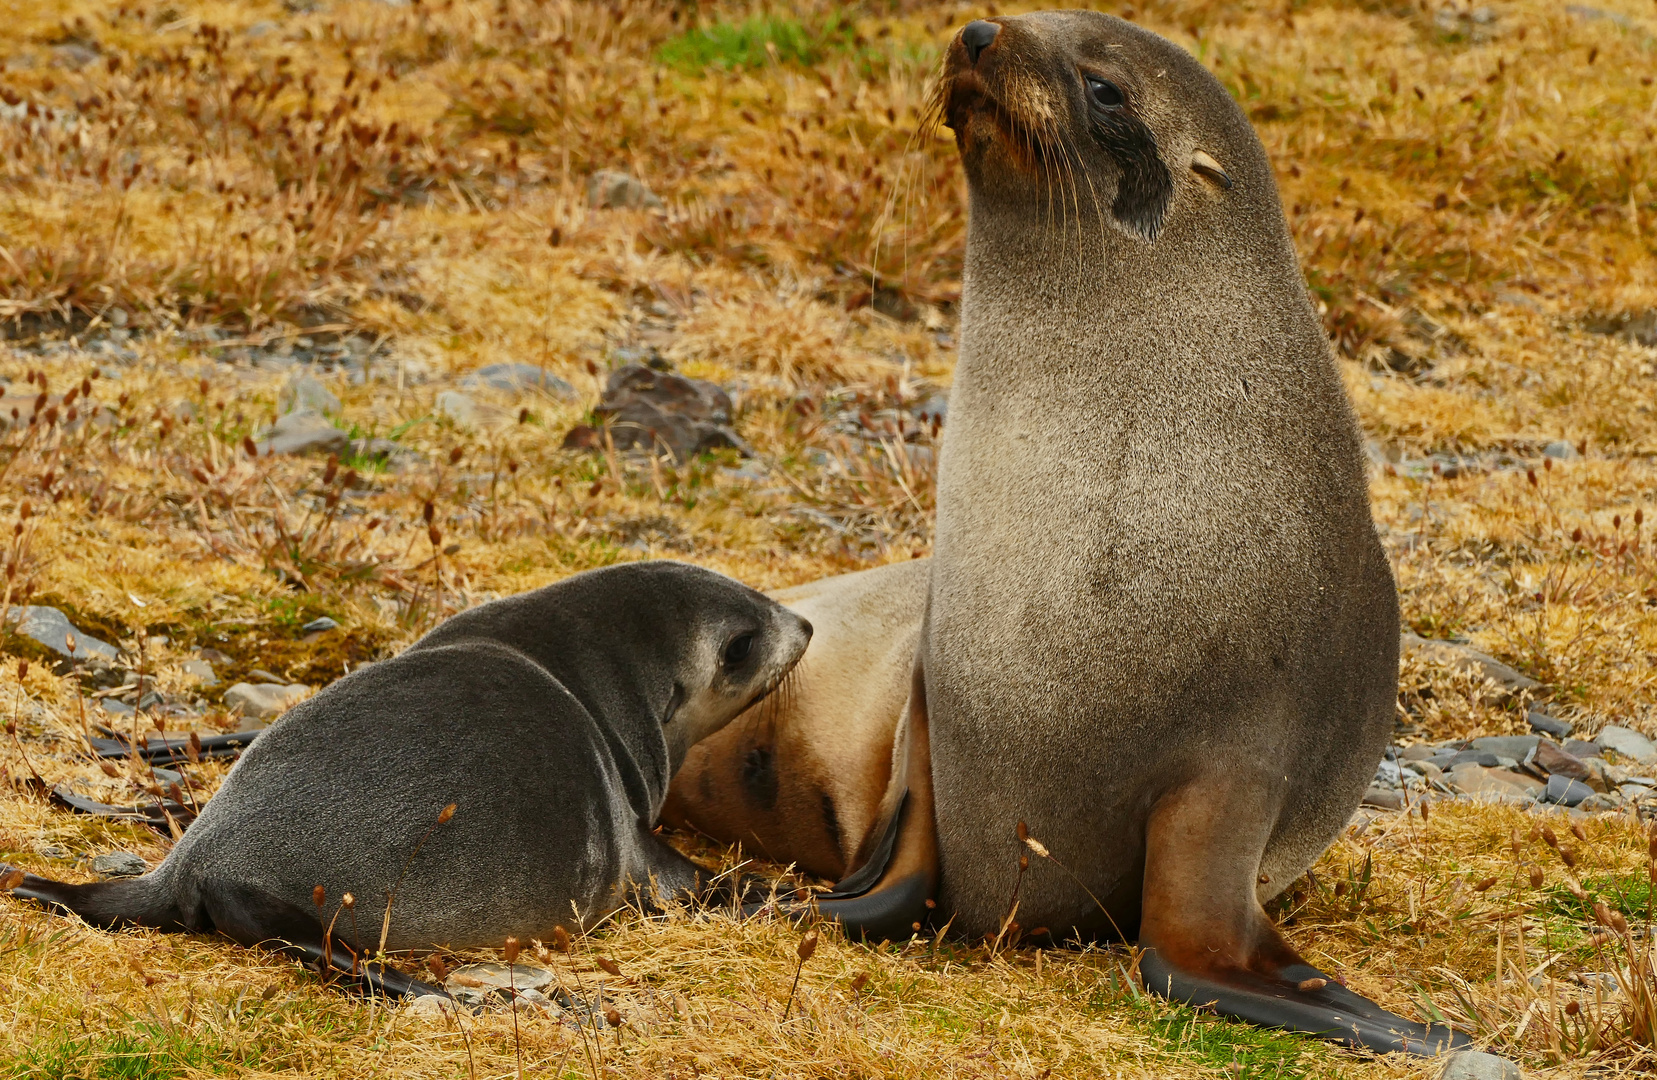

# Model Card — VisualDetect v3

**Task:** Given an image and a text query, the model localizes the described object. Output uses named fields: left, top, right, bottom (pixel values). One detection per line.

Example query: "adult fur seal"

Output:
left=796, top=12, right=1469, bottom=1055
left=664, top=558, right=927, bottom=881
left=4, top=561, right=810, bottom=994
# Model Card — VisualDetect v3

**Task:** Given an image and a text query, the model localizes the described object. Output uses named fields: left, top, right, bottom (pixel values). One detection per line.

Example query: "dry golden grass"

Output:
left=1, top=0, right=1656, bottom=1076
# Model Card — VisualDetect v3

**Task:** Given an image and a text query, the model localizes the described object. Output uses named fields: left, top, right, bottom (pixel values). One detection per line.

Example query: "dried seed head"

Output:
left=99, top=761, right=119, bottom=777
left=1561, top=848, right=1577, bottom=868
left=243, top=436, right=258, bottom=459
left=322, top=456, right=338, bottom=486
left=313, top=885, right=326, bottom=909
left=17, top=660, right=27, bottom=680
left=342, top=891, right=356, bottom=909
left=1570, top=822, right=1588, bottom=843
left=503, top=936, right=521, bottom=964
left=187, top=731, right=201, bottom=763
left=428, top=954, right=449, bottom=981
left=422, top=501, right=434, bottom=524
left=597, top=957, right=621, bottom=977
left=850, top=972, right=869, bottom=992
left=1297, top=977, right=1328, bottom=992
left=1565, top=999, right=1580, bottom=1017
left=0, top=869, right=24, bottom=892
left=1541, top=826, right=1559, bottom=849
left=605, top=1008, right=621, bottom=1027
left=1419, top=796, right=1430, bottom=821
left=448, top=447, right=463, bottom=465
left=1473, top=876, right=1497, bottom=892
left=518, top=408, right=529, bottom=424
left=1019, top=854, right=1030, bottom=871
left=1529, top=866, right=1544, bottom=889
left=1016, top=821, right=1028, bottom=843
left=437, top=802, right=456, bottom=824
left=1023, top=835, right=1050, bottom=859
left=552, top=925, right=571, bottom=952
left=1594, top=900, right=1614, bottom=927
left=797, top=928, right=819, bottom=963
left=1566, top=877, right=1587, bottom=900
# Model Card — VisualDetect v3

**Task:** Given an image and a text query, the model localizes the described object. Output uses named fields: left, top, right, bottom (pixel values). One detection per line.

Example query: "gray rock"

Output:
left=1564, top=738, right=1603, bottom=758
left=1439, top=1049, right=1523, bottom=1080
left=1448, top=764, right=1533, bottom=803
left=91, top=852, right=148, bottom=877
left=461, top=363, right=577, bottom=399
left=1577, top=792, right=1623, bottom=812
left=1398, top=745, right=1435, bottom=761
left=436, top=390, right=506, bottom=430
left=912, top=393, right=948, bottom=427
left=152, top=767, right=182, bottom=786
left=301, top=616, right=339, bottom=634
left=1469, top=735, right=1539, bottom=761
left=1361, top=786, right=1405, bottom=810
left=1400, top=633, right=1541, bottom=695
left=179, top=658, right=217, bottom=686
left=256, top=409, right=348, bottom=456
left=1542, top=440, right=1578, bottom=461
left=224, top=682, right=310, bottom=719
left=587, top=170, right=663, bottom=211
left=445, top=962, right=556, bottom=993
left=1596, top=725, right=1657, bottom=765
left=4, top=606, right=119, bottom=661
left=1446, top=750, right=1502, bottom=770
left=564, top=363, right=747, bottom=461
left=1543, top=774, right=1594, bottom=807
left=278, top=374, right=342, bottom=417
left=98, top=697, right=136, bottom=717
left=1527, top=710, right=1572, bottom=738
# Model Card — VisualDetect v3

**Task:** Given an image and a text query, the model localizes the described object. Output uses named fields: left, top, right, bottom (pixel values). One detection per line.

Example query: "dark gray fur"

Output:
left=11, top=561, right=810, bottom=953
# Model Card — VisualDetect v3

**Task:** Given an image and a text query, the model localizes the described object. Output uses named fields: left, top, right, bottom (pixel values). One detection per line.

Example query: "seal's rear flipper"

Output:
left=1136, top=783, right=1470, bottom=1056
left=4, top=866, right=446, bottom=1001
left=775, top=662, right=938, bottom=940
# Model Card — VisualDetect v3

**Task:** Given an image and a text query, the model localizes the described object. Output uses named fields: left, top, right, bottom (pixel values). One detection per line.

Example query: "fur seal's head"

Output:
left=936, top=11, right=1270, bottom=245
left=649, top=563, right=813, bottom=771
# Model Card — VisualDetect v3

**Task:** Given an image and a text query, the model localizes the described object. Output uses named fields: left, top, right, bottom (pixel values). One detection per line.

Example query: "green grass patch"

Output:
left=4, top=1022, right=234, bottom=1080
left=1542, top=871, right=1654, bottom=926
left=656, top=15, right=857, bottom=73
left=1131, top=1001, right=1333, bottom=1079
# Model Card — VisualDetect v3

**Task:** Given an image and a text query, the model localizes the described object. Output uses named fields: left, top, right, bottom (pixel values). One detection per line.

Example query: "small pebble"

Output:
left=92, top=852, right=148, bottom=877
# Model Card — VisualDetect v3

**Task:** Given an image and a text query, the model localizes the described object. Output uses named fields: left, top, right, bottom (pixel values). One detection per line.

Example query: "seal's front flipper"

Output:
left=795, top=661, right=938, bottom=941
left=1137, top=782, right=1470, bottom=1056
left=201, top=880, right=449, bottom=1001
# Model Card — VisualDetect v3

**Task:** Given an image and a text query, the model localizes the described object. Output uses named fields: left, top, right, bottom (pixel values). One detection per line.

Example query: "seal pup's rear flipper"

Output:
left=786, top=662, right=938, bottom=941
left=1136, top=784, right=1469, bottom=1056
left=3, top=866, right=446, bottom=1001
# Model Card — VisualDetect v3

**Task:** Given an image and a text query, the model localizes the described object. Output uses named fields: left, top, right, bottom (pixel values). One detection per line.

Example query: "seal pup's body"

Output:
left=664, top=558, right=927, bottom=880
left=805, top=11, right=1467, bottom=1055
left=7, top=562, right=810, bottom=982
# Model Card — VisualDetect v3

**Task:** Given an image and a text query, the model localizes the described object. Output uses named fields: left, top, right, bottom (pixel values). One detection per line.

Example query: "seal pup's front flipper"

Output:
left=780, top=661, right=938, bottom=941
left=1135, top=782, right=1469, bottom=1056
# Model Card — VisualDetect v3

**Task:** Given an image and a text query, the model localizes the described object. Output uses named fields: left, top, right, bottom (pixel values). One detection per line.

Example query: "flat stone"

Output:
left=1596, top=725, right=1657, bottom=765
left=445, top=962, right=556, bottom=993
left=435, top=390, right=507, bottom=430
left=1446, top=750, right=1502, bottom=770
left=91, top=852, right=147, bottom=877
left=1448, top=764, right=1532, bottom=803
left=301, top=616, right=339, bottom=634
left=1533, top=740, right=1590, bottom=782
left=1405, top=759, right=1444, bottom=781
left=1564, top=738, right=1603, bottom=758
left=224, top=682, right=310, bottom=719
left=256, top=409, right=348, bottom=456
left=1361, top=786, right=1405, bottom=811
left=1439, top=1049, right=1523, bottom=1080
left=1543, top=774, right=1594, bottom=807
left=587, top=170, right=663, bottom=210
left=1577, top=792, right=1623, bottom=812
left=1542, top=440, right=1578, bottom=461
left=1527, top=710, right=1572, bottom=738
left=1469, top=735, right=1539, bottom=761
left=1400, top=633, right=1542, bottom=695
left=403, top=994, right=453, bottom=1022
left=460, top=363, right=577, bottom=399
left=98, top=697, right=135, bottom=717
left=1399, top=745, right=1435, bottom=761
left=1488, top=768, right=1543, bottom=796
left=179, top=658, right=217, bottom=686
left=278, top=374, right=341, bottom=416
left=4, top=606, right=119, bottom=661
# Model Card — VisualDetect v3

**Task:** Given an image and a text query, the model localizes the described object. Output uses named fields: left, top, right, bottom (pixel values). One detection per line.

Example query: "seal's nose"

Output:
left=961, top=20, right=1000, bottom=65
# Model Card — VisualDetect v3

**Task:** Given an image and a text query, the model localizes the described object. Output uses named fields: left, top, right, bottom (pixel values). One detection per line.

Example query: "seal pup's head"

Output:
left=934, top=11, right=1279, bottom=251
left=653, top=563, right=814, bottom=770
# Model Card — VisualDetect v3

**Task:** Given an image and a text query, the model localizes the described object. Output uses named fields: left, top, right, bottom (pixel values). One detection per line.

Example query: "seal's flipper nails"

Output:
left=797, top=662, right=937, bottom=940
left=1135, top=785, right=1470, bottom=1056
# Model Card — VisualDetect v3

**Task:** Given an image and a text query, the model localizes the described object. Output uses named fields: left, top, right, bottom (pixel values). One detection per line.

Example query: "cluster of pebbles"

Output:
left=401, top=961, right=665, bottom=1032
left=1367, top=710, right=1657, bottom=817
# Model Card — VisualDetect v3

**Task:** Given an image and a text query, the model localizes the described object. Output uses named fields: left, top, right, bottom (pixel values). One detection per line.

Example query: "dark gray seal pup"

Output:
left=801, top=12, right=1468, bottom=1056
left=5, top=561, right=811, bottom=993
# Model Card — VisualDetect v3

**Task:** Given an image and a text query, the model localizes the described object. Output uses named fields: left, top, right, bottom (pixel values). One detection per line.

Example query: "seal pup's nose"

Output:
left=961, top=20, right=1000, bottom=65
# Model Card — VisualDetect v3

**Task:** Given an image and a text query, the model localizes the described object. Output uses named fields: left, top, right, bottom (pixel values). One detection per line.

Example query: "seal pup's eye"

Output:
left=1086, top=77, right=1125, bottom=110
left=723, top=633, right=754, bottom=667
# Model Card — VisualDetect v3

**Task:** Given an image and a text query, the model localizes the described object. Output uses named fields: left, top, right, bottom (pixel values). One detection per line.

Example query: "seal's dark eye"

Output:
left=724, top=633, right=754, bottom=666
left=1088, top=77, right=1125, bottom=110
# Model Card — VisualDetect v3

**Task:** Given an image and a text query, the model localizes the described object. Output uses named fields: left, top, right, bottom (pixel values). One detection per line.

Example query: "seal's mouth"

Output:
left=933, top=46, right=1053, bottom=176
